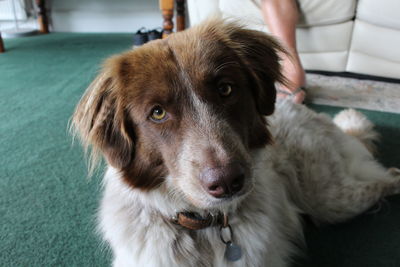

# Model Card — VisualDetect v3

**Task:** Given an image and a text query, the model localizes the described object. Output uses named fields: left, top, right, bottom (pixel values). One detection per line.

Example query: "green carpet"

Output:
left=1, top=33, right=399, bottom=267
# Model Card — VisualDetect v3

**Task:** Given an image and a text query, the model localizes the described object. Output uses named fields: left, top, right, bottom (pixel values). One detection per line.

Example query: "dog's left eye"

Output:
left=150, top=106, right=167, bottom=122
left=218, top=83, right=233, bottom=97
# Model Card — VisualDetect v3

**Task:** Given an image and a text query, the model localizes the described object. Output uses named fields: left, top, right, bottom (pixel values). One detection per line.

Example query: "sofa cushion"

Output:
left=187, top=0, right=221, bottom=26
left=357, top=0, right=400, bottom=30
left=347, top=20, right=400, bottom=79
left=187, top=0, right=354, bottom=72
left=297, top=21, right=353, bottom=72
left=297, top=21, right=353, bottom=53
left=218, top=0, right=357, bottom=27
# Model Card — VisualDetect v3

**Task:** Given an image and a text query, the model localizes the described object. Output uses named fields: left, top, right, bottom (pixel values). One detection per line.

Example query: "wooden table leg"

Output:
left=35, top=0, right=49, bottom=33
left=0, top=33, right=4, bottom=53
left=176, top=0, right=185, bottom=32
left=159, top=0, right=174, bottom=38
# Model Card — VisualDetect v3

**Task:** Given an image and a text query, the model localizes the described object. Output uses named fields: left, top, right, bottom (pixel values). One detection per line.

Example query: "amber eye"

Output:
left=218, top=83, right=232, bottom=97
left=150, top=106, right=167, bottom=122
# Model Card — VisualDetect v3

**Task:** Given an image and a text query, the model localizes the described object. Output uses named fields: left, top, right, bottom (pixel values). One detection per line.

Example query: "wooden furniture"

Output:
left=0, top=0, right=49, bottom=53
left=36, top=0, right=49, bottom=33
left=159, top=0, right=186, bottom=38
left=0, top=34, right=4, bottom=53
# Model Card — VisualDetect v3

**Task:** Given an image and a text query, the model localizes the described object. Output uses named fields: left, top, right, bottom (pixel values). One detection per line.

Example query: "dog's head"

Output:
left=71, top=19, right=285, bottom=210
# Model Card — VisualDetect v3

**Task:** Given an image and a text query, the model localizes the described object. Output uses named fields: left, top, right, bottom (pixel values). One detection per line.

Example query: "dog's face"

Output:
left=72, top=20, right=284, bottom=210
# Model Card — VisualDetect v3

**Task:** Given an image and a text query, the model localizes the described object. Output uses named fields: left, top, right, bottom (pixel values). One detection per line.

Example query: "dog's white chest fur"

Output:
left=99, top=148, right=301, bottom=267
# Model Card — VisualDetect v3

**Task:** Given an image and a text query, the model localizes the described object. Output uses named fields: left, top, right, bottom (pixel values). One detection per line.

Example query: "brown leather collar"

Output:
left=172, top=212, right=228, bottom=230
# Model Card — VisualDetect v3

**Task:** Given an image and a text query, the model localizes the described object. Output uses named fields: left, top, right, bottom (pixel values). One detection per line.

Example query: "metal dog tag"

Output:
left=224, top=241, right=242, bottom=262
left=219, top=215, right=242, bottom=262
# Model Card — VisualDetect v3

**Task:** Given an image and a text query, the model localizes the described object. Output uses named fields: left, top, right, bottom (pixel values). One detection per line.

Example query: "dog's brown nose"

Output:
left=200, top=164, right=245, bottom=198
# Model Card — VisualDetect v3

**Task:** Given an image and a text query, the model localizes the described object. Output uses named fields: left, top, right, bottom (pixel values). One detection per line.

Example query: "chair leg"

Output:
left=35, top=0, right=49, bottom=33
left=0, top=34, right=4, bottom=53
left=159, top=0, right=174, bottom=38
left=176, top=0, right=186, bottom=32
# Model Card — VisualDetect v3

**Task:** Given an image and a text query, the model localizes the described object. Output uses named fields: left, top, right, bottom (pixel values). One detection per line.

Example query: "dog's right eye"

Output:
left=218, top=83, right=233, bottom=97
left=150, top=106, right=167, bottom=122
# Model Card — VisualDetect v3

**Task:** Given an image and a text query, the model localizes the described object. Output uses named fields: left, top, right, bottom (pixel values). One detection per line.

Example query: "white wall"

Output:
left=50, top=0, right=162, bottom=32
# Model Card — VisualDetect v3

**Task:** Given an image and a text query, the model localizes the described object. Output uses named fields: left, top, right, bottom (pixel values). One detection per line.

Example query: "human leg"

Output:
left=261, top=0, right=305, bottom=103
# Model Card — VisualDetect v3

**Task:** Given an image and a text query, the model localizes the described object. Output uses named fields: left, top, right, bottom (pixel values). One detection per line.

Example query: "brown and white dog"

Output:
left=71, top=19, right=400, bottom=266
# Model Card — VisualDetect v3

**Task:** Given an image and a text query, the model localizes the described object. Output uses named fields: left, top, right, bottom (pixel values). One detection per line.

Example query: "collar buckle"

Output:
left=172, top=211, right=225, bottom=230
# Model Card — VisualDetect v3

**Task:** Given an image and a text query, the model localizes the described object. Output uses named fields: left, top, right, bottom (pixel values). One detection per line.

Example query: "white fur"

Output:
left=333, top=109, right=379, bottom=152
left=98, top=100, right=400, bottom=266
left=333, top=108, right=374, bottom=133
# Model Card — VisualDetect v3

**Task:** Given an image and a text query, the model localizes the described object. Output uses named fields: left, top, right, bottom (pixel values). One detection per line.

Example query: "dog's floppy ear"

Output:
left=228, top=27, right=286, bottom=115
left=71, top=62, right=134, bottom=172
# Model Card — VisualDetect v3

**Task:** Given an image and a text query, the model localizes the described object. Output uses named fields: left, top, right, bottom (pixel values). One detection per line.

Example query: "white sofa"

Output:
left=187, top=0, right=400, bottom=80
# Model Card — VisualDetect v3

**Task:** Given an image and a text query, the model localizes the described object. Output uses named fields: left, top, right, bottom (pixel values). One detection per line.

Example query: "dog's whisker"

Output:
left=214, top=61, right=241, bottom=74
